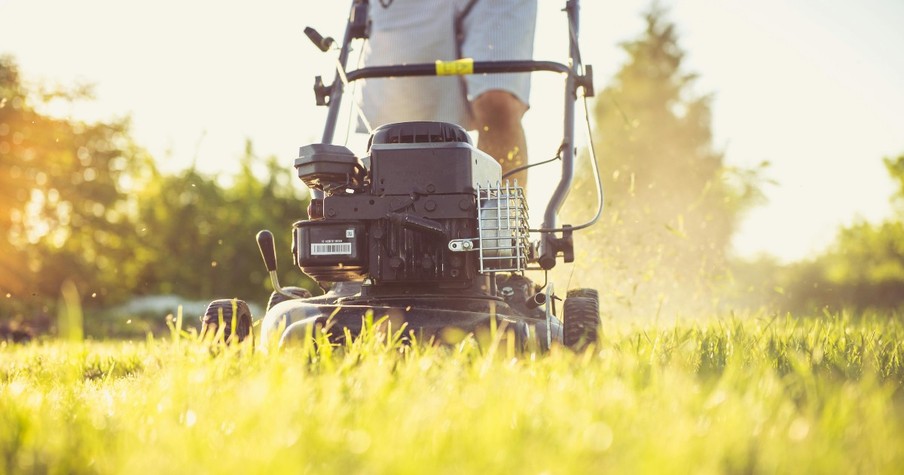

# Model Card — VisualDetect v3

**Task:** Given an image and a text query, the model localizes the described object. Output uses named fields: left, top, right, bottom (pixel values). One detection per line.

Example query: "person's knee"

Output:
left=472, top=90, right=528, bottom=129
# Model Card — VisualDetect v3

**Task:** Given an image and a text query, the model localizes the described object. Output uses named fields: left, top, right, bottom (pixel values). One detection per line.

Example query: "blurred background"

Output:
left=1, top=0, right=903, bottom=338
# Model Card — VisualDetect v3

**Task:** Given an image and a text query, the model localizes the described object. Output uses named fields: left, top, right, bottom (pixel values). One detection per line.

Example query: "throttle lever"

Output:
left=256, top=230, right=296, bottom=299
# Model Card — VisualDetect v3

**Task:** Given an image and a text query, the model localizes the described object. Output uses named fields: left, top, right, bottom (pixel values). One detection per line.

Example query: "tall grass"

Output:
left=1, top=313, right=902, bottom=474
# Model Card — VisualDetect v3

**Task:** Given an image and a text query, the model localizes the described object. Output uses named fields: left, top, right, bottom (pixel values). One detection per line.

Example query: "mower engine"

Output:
left=293, top=121, right=531, bottom=289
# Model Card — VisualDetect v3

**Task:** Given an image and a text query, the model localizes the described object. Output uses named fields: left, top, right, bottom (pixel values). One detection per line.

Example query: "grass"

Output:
left=1, top=313, right=903, bottom=474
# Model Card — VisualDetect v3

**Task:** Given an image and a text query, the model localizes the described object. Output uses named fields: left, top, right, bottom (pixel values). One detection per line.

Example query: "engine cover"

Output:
left=369, top=121, right=501, bottom=195
left=294, top=121, right=507, bottom=286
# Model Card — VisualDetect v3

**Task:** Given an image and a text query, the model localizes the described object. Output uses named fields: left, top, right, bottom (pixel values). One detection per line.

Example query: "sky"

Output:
left=2, top=0, right=903, bottom=263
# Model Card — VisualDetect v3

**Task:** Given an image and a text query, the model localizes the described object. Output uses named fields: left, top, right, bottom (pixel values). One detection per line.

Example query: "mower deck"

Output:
left=259, top=283, right=562, bottom=350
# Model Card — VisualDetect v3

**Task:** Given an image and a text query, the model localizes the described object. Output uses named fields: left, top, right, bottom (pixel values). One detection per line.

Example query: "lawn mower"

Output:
left=202, top=0, right=603, bottom=351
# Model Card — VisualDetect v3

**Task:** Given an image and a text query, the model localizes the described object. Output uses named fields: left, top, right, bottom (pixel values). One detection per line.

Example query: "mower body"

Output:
left=258, top=121, right=561, bottom=349
left=203, top=1, right=601, bottom=351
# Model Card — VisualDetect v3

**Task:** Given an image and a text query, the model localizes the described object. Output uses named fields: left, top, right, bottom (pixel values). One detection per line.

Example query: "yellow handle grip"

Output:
left=435, top=58, right=475, bottom=76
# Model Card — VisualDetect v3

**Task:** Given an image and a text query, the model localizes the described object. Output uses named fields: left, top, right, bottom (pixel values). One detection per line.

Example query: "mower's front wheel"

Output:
left=563, top=288, right=600, bottom=350
left=201, top=299, right=254, bottom=345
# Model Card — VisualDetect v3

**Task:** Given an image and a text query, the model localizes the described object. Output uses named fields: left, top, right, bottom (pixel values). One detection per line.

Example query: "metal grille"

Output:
left=476, top=181, right=530, bottom=273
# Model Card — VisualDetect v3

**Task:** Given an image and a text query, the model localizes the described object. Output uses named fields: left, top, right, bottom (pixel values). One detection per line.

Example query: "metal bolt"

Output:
left=425, top=200, right=437, bottom=212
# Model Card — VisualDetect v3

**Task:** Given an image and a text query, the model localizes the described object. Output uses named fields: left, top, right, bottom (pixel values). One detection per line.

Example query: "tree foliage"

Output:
left=563, top=10, right=761, bottom=314
left=1, top=55, right=311, bottom=331
left=1, top=55, right=151, bottom=314
left=761, top=154, right=904, bottom=313
left=133, top=143, right=310, bottom=301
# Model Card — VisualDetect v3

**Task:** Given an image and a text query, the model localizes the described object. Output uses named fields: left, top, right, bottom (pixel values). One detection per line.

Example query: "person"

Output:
left=360, top=0, right=538, bottom=188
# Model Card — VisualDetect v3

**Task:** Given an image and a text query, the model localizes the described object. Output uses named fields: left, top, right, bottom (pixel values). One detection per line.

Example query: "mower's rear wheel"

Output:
left=266, top=286, right=313, bottom=312
left=563, top=290, right=600, bottom=350
left=201, top=299, right=254, bottom=345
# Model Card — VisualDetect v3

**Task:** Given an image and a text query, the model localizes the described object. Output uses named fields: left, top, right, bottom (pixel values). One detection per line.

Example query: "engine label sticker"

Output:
left=311, top=243, right=353, bottom=255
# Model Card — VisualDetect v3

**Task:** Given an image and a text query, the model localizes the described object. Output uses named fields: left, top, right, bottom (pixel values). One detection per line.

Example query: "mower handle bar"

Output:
left=342, top=60, right=572, bottom=82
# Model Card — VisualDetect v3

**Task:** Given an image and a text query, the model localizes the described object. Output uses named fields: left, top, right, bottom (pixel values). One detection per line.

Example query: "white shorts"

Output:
left=359, top=0, right=537, bottom=131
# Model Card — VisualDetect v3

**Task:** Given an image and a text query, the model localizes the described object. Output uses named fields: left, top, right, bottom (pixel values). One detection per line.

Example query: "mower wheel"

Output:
left=266, top=286, right=313, bottom=311
left=563, top=294, right=600, bottom=350
left=201, top=299, right=254, bottom=345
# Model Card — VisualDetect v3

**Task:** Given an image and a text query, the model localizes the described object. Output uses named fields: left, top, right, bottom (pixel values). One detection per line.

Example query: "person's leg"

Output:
left=471, top=90, right=529, bottom=187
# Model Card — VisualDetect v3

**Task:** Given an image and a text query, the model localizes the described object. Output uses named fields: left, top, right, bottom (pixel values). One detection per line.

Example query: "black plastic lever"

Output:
left=256, top=230, right=278, bottom=272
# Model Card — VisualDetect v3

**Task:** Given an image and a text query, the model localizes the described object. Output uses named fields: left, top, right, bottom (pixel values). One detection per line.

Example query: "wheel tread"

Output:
left=563, top=293, right=600, bottom=350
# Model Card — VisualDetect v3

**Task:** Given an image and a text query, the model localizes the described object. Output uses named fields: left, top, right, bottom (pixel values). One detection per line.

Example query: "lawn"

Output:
left=1, top=313, right=902, bottom=474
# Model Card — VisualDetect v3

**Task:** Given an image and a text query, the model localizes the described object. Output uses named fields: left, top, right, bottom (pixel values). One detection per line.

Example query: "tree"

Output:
left=132, top=141, right=312, bottom=303
left=1, top=55, right=152, bottom=320
left=561, top=9, right=761, bottom=315
left=775, top=154, right=904, bottom=313
left=1, top=55, right=313, bottom=334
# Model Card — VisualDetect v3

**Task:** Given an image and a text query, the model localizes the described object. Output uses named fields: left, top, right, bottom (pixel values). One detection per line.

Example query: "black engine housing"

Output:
left=293, top=122, right=501, bottom=287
